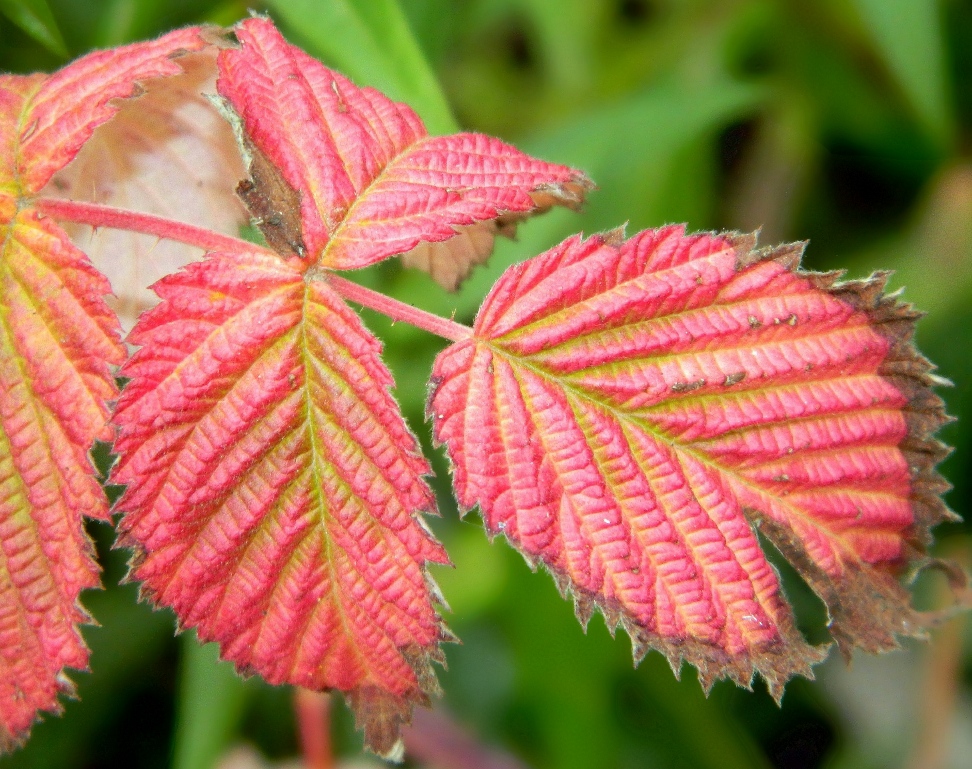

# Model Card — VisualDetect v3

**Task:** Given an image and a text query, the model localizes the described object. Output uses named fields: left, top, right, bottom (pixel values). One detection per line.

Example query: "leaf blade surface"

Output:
left=112, top=248, right=449, bottom=756
left=0, top=210, right=124, bottom=747
left=429, top=226, right=951, bottom=692
left=215, top=17, right=591, bottom=283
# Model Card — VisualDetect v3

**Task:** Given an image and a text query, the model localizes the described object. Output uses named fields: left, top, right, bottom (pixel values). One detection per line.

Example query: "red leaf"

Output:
left=215, top=17, right=591, bottom=280
left=0, top=210, right=125, bottom=748
left=112, top=247, right=450, bottom=756
left=0, top=26, right=208, bottom=746
left=429, top=226, right=951, bottom=695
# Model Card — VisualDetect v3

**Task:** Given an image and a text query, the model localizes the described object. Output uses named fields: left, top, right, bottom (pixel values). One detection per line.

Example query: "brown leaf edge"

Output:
left=732, top=231, right=966, bottom=662
left=430, top=225, right=965, bottom=706
left=207, top=92, right=307, bottom=259
left=123, top=557, right=453, bottom=760
left=343, top=576, right=458, bottom=758
left=424, top=225, right=829, bottom=703
left=401, top=176, right=596, bottom=292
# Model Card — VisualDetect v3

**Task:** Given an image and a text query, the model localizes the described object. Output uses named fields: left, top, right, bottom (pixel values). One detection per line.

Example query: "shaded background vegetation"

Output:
left=1, top=1, right=970, bottom=768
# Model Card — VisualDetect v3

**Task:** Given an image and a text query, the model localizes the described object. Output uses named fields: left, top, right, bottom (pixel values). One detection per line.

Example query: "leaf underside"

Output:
left=429, top=226, right=952, bottom=696
left=0, top=26, right=207, bottom=746
left=45, top=47, right=248, bottom=330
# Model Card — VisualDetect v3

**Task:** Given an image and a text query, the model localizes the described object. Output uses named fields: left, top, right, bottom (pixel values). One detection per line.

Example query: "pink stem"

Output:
left=294, top=688, right=333, bottom=769
left=34, top=197, right=267, bottom=255
left=35, top=197, right=473, bottom=342
left=326, top=274, right=473, bottom=343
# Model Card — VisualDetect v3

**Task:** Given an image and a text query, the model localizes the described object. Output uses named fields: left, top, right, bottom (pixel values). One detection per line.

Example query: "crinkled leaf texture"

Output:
left=105, top=16, right=594, bottom=756
left=0, top=26, right=207, bottom=747
left=0, top=12, right=957, bottom=760
left=111, top=247, right=451, bottom=757
left=216, top=17, right=591, bottom=284
left=429, top=226, right=952, bottom=695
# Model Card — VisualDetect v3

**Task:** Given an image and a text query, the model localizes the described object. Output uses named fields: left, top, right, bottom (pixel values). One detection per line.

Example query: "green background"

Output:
left=1, top=1, right=970, bottom=768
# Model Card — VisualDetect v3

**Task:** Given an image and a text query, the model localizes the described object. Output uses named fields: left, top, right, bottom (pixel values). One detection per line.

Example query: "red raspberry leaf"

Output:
left=429, top=226, right=952, bottom=696
left=0, top=209, right=125, bottom=748
left=0, top=27, right=210, bottom=747
left=111, top=248, right=450, bottom=757
left=215, top=17, right=591, bottom=284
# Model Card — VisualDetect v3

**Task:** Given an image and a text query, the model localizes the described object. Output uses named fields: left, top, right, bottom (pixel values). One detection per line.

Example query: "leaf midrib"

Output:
left=483, top=339, right=873, bottom=563
left=293, top=282, right=426, bottom=689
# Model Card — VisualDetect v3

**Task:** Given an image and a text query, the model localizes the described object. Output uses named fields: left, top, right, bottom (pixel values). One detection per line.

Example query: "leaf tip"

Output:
left=600, top=223, right=628, bottom=246
left=530, top=169, right=597, bottom=213
left=0, top=726, right=27, bottom=756
left=198, top=24, right=241, bottom=51
left=731, top=230, right=806, bottom=271
left=346, top=686, right=417, bottom=760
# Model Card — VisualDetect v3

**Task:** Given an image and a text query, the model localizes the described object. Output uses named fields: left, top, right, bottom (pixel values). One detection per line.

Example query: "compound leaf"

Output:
left=111, top=247, right=450, bottom=757
left=215, top=17, right=591, bottom=286
left=429, top=226, right=952, bottom=695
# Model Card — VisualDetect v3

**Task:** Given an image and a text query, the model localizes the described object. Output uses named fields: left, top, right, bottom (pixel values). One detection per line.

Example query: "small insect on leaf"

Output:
left=429, top=225, right=954, bottom=696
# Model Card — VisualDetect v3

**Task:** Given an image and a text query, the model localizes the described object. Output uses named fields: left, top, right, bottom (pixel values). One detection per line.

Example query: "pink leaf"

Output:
left=0, top=210, right=124, bottom=747
left=215, top=17, right=591, bottom=281
left=112, top=247, right=450, bottom=756
left=429, top=226, right=952, bottom=695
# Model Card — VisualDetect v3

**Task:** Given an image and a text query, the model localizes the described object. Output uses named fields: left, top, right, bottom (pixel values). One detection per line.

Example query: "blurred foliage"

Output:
left=1, top=1, right=971, bottom=768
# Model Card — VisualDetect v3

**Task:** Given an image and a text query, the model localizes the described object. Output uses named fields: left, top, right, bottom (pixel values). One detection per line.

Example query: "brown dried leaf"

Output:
left=400, top=181, right=593, bottom=291
left=44, top=49, right=247, bottom=329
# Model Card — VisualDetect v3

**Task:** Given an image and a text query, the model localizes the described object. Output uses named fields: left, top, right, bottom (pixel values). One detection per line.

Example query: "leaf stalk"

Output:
left=326, top=274, right=472, bottom=342
left=34, top=197, right=265, bottom=256
left=35, top=197, right=473, bottom=342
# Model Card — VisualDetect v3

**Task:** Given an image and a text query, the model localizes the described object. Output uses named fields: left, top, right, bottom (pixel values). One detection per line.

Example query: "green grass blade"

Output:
left=172, top=634, right=251, bottom=769
left=264, top=0, right=457, bottom=134
left=0, top=0, right=67, bottom=57
left=851, top=0, right=954, bottom=147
